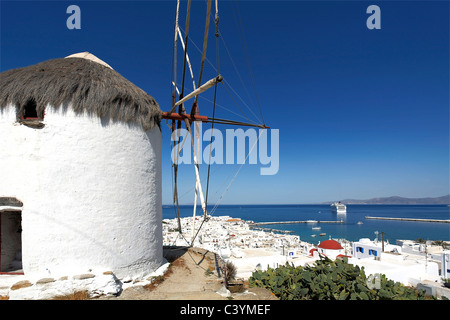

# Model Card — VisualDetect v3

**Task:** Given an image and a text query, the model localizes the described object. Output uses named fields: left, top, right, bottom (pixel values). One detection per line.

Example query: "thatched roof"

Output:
left=0, top=53, right=162, bottom=131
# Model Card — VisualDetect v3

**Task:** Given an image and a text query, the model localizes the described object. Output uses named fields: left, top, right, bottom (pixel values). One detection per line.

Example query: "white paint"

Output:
left=0, top=104, right=162, bottom=281
left=314, top=246, right=345, bottom=260
left=442, top=250, right=450, bottom=279
left=348, top=255, right=440, bottom=286
left=349, top=238, right=440, bottom=286
left=8, top=273, right=121, bottom=300
left=352, top=238, right=401, bottom=259
left=1, top=261, right=171, bottom=299
left=65, top=52, right=113, bottom=69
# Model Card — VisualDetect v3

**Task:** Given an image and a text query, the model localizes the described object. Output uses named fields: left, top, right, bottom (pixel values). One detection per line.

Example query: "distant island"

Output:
left=324, top=194, right=450, bottom=205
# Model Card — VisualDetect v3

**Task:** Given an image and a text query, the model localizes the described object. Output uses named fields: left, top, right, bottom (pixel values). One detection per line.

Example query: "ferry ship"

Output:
left=331, top=201, right=346, bottom=214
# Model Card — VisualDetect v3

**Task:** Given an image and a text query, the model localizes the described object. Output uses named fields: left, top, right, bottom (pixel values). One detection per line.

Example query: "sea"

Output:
left=163, top=204, right=450, bottom=245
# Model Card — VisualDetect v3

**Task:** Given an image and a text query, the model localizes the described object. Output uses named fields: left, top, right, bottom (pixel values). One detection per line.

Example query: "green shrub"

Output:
left=249, top=256, right=427, bottom=300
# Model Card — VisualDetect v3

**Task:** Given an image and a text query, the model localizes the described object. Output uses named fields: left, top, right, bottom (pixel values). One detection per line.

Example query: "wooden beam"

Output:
left=162, top=112, right=208, bottom=122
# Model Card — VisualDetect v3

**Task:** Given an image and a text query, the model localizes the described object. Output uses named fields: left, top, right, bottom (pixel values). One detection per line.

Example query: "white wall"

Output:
left=0, top=105, right=162, bottom=280
left=352, top=242, right=381, bottom=259
left=443, top=251, right=450, bottom=279
left=352, top=240, right=401, bottom=260
left=316, top=248, right=344, bottom=260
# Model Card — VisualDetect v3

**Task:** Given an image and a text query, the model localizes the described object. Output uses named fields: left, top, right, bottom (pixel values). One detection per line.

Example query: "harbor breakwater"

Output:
left=365, top=216, right=450, bottom=223
left=251, top=220, right=344, bottom=225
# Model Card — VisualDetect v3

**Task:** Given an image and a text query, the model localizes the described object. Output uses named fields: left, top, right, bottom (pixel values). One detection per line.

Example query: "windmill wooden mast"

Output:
left=162, top=0, right=268, bottom=244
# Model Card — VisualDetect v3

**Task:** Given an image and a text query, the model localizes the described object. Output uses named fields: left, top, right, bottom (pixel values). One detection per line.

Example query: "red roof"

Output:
left=318, top=240, right=343, bottom=250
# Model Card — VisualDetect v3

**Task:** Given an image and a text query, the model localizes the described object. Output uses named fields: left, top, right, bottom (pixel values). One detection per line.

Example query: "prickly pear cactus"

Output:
left=249, top=256, right=428, bottom=300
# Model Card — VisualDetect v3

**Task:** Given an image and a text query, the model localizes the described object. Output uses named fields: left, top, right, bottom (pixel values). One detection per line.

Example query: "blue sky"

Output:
left=1, top=1, right=449, bottom=204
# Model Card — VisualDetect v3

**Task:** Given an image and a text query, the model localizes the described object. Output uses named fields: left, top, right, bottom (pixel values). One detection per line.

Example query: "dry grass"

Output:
left=143, top=275, right=166, bottom=292
left=170, top=256, right=188, bottom=270
left=142, top=257, right=185, bottom=292
left=51, top=290, right=90, bottom=300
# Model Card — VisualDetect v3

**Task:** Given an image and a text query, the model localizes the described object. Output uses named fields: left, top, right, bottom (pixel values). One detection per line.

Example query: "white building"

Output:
left=442, top=250, right=450, bottom=279
left=312, top=239, right=346, bottom=260
left=0, top=53, right=163, bottom=284
left=352, top=238, right=401, bottom=260
left=349, top=238, right=440, bottom=286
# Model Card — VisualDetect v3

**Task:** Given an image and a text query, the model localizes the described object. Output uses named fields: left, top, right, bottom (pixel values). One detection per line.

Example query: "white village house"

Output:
left=0, top=53, right=164, bottom=292
left=308, top=239, right=347, bottom=260
left=352, top=237, right=402, bottom=259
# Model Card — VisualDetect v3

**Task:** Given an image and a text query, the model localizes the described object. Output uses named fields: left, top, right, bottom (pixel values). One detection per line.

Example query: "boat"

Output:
left=357, top=221, right=363, bottom=225
left=331, top=201, right=346, bottom=214
left=312, top=227, right=321, bottom=230
left=319, top=233, right=326, bottom=236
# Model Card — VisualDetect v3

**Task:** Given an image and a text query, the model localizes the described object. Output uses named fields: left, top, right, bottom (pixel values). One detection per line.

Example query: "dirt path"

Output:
left=98, top=247, right=277, bottom=300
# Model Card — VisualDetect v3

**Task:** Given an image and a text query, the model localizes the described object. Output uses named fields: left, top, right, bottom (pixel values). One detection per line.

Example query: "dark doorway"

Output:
left=0, top=211, right=23, bottom=274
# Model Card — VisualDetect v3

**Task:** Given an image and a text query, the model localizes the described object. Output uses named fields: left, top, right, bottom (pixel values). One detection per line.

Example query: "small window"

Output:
left=21, top=99, right=44, bottom=120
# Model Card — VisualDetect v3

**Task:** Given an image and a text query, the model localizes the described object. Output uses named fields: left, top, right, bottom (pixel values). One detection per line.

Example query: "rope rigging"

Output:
left=205, top=0, right=220, bottom=218
left=167, top=0, right=267, bottom=246
left=170, top=0, right=208, bottom=237
left=231, top=0, right=265, bottom=126
left=194, top=0, right=212, bottom=104
left=175, top=25, right=263, bottom=126
left=171, top=0, right=182, bottom=232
